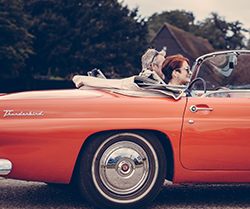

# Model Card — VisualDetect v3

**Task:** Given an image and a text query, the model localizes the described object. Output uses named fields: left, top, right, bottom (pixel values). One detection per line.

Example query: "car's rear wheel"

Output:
left=77, top=131, right=166, bottom=209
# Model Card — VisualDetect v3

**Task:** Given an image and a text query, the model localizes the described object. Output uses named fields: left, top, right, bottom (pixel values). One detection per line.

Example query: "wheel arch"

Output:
left=70, top=129, right=174, bottom=185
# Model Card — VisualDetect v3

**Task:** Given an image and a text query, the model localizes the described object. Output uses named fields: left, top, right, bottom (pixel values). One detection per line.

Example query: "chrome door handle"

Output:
left=190, top=105, right=213, bottom=113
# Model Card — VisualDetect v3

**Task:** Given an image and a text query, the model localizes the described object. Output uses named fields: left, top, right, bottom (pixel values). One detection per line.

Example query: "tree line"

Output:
left=0, top=0, right=249, bottom=80
left=147, top=10, right=248, bottom=50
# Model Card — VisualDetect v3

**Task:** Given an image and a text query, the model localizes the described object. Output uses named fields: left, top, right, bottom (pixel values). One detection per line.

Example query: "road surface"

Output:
left=1, top=178, right=250, bottom=208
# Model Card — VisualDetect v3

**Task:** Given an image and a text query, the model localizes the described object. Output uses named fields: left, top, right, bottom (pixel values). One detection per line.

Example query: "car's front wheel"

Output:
left=77, top=131, right=166, bottom=209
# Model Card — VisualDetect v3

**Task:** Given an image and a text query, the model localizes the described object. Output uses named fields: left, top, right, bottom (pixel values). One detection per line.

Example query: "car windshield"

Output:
left=193, top=52, right=250, bottom=91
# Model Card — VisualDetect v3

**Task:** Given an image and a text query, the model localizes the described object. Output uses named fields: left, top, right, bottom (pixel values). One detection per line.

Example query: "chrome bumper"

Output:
left=0, top=159, right=12, bottom=175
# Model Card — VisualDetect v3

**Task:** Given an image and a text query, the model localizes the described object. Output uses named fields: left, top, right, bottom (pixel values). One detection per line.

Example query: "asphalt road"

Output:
left=1, top=178, right=250, bottom=208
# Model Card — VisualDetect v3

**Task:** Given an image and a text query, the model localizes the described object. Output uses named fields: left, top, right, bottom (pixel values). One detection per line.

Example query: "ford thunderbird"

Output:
left=1, top=50, right=250, bottom=208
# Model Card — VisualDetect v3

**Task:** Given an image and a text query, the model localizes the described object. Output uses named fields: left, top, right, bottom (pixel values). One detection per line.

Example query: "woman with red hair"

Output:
left=162, top=54, right=192, bottom=86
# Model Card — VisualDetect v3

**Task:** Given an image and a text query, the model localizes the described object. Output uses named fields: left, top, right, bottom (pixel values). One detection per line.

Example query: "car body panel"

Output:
left=0, top=89, right=186, bottom=183
left=181, top=97, right=250, bottom=170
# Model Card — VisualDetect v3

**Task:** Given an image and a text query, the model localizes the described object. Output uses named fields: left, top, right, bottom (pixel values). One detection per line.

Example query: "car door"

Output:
left=180, top=96, right=250, bottom=170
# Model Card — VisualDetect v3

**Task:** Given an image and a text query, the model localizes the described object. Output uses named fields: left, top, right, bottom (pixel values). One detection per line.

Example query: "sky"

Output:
left=119, top=0, right=250, bottom=38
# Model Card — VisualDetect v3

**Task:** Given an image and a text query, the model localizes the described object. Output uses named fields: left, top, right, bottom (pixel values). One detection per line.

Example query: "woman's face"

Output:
left=175, top=61, right=192, bottom=85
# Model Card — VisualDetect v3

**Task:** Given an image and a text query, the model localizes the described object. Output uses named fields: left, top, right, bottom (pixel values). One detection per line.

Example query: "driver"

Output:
left=162, top=54, right=192, bottom=86
left=162, top=54, right=192, bottom=96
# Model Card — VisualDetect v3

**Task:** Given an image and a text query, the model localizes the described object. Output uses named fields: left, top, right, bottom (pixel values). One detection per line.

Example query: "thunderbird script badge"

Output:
left=3, top=110, right=44, bottom=117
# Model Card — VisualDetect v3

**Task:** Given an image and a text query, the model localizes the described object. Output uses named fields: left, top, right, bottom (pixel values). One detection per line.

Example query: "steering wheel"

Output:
left=187, top=77, right=207, bottom=95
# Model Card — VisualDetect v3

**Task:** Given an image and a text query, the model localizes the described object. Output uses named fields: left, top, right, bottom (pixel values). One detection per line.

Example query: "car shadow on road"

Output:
left=150, top=183, right=250, bottom=208
left=2, top=179, right=250, bottom=208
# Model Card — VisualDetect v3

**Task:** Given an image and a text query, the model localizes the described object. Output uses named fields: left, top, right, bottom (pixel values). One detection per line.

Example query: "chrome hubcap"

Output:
left=99, top=141, right=149, bottom=195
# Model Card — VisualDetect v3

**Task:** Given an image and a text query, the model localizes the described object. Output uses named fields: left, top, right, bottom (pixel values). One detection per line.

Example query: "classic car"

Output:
left=1, top=50, right=250, bottom=208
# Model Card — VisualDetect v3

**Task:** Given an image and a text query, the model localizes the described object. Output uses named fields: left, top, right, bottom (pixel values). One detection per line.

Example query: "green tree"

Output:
left=196, top=13, right=247, bottom=50
left=226, top=21, right=247, bottom=49
left=246, top=39, right=250, bottom=50
left=24, top=0, right=73, bottom=77
left=24, top=0, right=148, bottom=78
left=0, top=0, right=34, bottom=78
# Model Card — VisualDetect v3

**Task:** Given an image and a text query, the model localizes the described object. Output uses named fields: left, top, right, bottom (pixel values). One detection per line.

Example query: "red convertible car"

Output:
left=1, top=50, right=250, bottom=208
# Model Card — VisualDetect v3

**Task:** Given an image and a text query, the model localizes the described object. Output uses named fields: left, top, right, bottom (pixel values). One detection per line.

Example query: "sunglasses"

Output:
left=175, top=66, right=191, bottom=73
left=150, top=51, right=159, bottom=64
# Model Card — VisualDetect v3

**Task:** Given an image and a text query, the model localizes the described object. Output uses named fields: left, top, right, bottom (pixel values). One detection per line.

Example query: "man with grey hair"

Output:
left=139, top=48, right=166, bottom=83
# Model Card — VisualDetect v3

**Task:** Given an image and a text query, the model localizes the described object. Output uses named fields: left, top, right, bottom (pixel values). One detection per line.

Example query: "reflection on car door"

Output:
left=180, top=97, right=250, bottom=170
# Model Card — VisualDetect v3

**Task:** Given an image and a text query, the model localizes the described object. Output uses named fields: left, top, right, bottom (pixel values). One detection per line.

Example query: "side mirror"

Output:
left=229, top=62, right=234, bottom=69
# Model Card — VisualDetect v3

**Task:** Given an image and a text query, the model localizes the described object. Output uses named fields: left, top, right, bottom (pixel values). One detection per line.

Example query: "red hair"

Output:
left=162, top=54, right=190, bottom=82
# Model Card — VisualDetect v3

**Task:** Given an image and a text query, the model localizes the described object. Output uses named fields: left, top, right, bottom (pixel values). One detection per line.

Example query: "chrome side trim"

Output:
left=0, top=159, right=12, bottom=175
